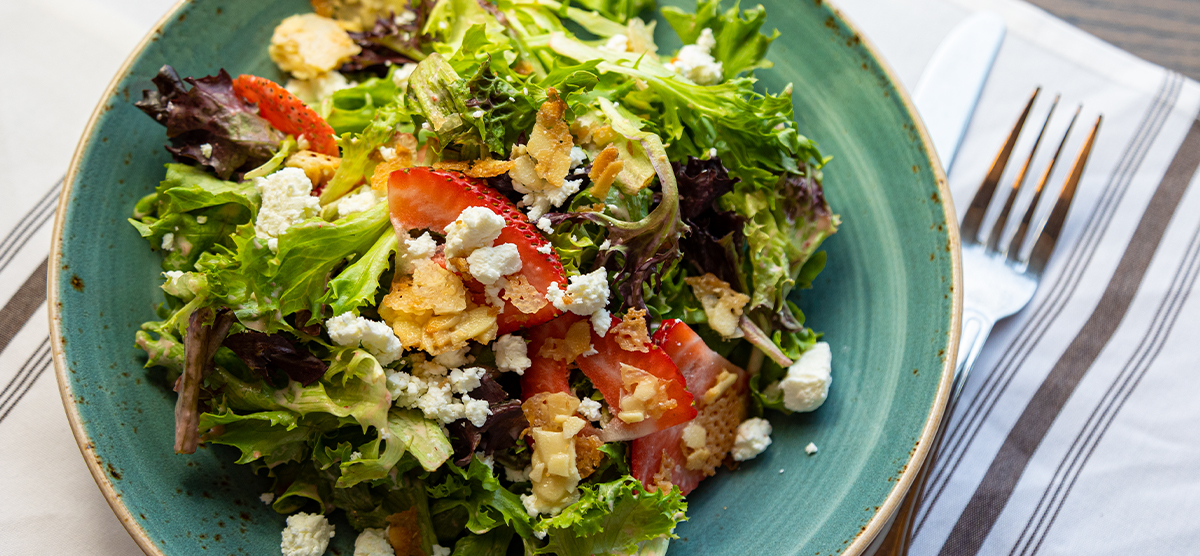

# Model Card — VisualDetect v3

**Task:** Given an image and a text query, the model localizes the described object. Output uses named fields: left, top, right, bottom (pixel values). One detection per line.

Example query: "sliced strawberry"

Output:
left=576, top=321, right=697, bottom=443
left=631, top=319, right=749, bottom=494
left=387, top=167, right=565, bottom=334
left=232, top=74, right=338, bottom=157
left=518, top=313, right=584, bottom=399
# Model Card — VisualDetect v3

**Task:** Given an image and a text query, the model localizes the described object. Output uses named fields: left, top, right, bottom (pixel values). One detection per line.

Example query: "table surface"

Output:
left=1029, top=0, right=1200, bottom=81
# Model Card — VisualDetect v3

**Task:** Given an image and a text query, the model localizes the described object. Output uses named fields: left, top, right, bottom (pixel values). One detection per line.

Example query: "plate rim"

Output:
left=46, top=1, right=963, bottom=554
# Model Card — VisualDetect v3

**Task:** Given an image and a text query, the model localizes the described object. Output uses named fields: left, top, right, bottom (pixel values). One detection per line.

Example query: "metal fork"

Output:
left=876, top=88, right=1102, bottom=555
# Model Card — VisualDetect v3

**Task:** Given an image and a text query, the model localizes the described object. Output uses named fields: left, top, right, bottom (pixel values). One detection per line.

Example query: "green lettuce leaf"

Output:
left=152, top=163, right=259, bottom=214
left=320, top=104, right=406, bottom=204
left=339, top=408, right=453, bottom=487
left=325, top=69, right=403, bottom=135
left=209, top=347, right=391, bottom=435
left=721, top=172, right=838, bottom=316
left=199, top=409, right=337, bottom=467
left=322, top=230, right=398, bottom=317
left=451, top=527, right=514, bottom=555
left=134, top=320, right=185, bottom=380
left=129, top=163, right=257, bottom=271
left=429, top=456, right=533, bottom=539
left=533, top=476, right=686, bottom=555
left=388, top=408, right=454, bottom=472
left=546, top=34, right=821, bottom=194
left=230, top=202, right=392, bottom=328
left=425, top=0, right=509, bottom=54
left=662, top=0, right=778, bottom=78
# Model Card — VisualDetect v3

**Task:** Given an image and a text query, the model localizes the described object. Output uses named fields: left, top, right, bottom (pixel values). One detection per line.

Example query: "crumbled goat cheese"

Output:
left=414, top=356, right=449, bottom=377
left=325, top=313, right=403, bottom=365
left=462, top=394, right=492, bottom=427
left=471, top=110, right=484, bottom=118
left=161, top=232, right=175, bottom=251
left=536, top=217, right=554, bottom=234
left=467, top=243, right=523, bottom=285
left=254, top=168, right=320, bottom=252
left=349, top=451, right=362, bottom=461
left=449, top=366, right=487, bottom=394
left=732, top=417, right=773, bottom=461
left=386, top=369, right=428, bottom=407
left=537, top=243, right=553, bottom=255
left=569, top=146, right=588, bottom=169
left=396, top=231, right=439, bottom=273
left=493, top=334, right=531, bottom=375
left=485, top=281, right=507, bottom=307
left=406, top=232, right=437, bottom=258
left=444, top=206, right=505, bottom=258
left=353, top=528, right=393, bottom=556
left=505, top=465, right=532, bottom=482
left=386, top=359, right=485, bottom=424
left=199, top=143, right=213, bottom=158
left=599, top=239, right=611, bottom=250
left=602, top=33, right=630, bottom=52
left=431, top=545, right=452, bottom=556
left=577, top=397, right=603, bottom=422
left=417, top=382, right=463, bottom=423
left=260, top=492, right=275, bottom=505
left=337, top=186, right=379, bottom=218
left=434, top=346, right=471, bottom=368
left=280, top=512, right=335, bottom=556
left=590, top=308, right=612, bottom=336
left=378, top=146, right=396, bottom=161
left=805, top=442, right=819, bottom=455
left=708, top=147, right=718, bottom=158
left=667, top=28, right=723, bottom=85
left=778, top=342, right=832, bottom=412
left=395, top=10, right=418, bottom=24
left=519, top=178, right=582, bottom=221
left=196, top=215, right=207, bottom=224
left=546, top=269, right=610, bottom=315
left=286, top=70, right=353, bottom=106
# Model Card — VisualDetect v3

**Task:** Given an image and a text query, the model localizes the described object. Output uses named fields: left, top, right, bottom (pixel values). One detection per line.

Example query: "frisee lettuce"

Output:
left=533, top=477, right=687, bottom=555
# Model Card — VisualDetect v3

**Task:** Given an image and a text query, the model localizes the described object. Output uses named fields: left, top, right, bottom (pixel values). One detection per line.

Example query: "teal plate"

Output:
left=50, top=0, right=961, bottom=554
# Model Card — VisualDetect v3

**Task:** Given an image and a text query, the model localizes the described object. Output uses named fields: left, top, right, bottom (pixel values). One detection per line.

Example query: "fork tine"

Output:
left=987, top=94, right=1060, bottom=250
left=959, top=88, right=1040, bottom=243
left=1020, top=115, right=1102, bottom=272
left=1002, top=105, right=1082, bottom=259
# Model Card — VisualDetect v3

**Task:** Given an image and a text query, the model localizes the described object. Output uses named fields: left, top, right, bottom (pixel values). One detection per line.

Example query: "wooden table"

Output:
left=1028, top=0, right=1200, bottom=80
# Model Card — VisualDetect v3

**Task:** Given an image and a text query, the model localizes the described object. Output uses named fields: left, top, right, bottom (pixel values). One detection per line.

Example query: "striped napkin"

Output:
left=2, top=0, right=1198, bottom=554
left=837, top=0, right=1200, bottom=554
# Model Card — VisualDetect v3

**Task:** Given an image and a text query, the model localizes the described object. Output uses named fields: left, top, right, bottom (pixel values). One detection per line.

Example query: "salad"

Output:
left=129, top=0, right=840, bottom=553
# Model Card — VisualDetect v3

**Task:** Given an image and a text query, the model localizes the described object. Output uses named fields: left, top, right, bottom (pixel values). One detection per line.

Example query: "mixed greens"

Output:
left=129, top=0, right=839, bottom=554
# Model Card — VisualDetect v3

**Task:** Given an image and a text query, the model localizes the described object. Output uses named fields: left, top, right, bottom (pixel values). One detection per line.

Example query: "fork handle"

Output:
left=953, top=307, right=995, bottom=402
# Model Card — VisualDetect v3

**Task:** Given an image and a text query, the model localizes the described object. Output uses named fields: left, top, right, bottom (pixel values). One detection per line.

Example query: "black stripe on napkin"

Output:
left=1011, top=214, right=1200, bottom=555
left=939, top=116, right=1200, bottom=556
left=913, top=71, right=1185, bottom=536
left=0, top=337, right=52, bottom=425
left=0, top=180, right=61, bottom=275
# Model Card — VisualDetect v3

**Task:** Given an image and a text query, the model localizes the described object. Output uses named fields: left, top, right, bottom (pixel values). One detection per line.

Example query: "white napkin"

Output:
left=836, top=0, right=1200, bottom=554
left=3, top=0, right=1199, bottom=554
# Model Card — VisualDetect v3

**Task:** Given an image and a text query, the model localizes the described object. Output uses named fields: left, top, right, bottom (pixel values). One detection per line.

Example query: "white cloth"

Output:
left=836, top=0, right=1200, bottom=554
left=2, top=0, right=1199, bottom=555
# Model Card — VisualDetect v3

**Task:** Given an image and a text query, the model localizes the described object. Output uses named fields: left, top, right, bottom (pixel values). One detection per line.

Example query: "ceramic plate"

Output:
left=50, top=0, right=960, bottom=553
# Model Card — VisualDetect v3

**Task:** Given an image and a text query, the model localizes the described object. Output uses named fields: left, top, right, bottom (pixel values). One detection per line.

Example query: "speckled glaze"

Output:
left=49, top=0, right=961, bottom=554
